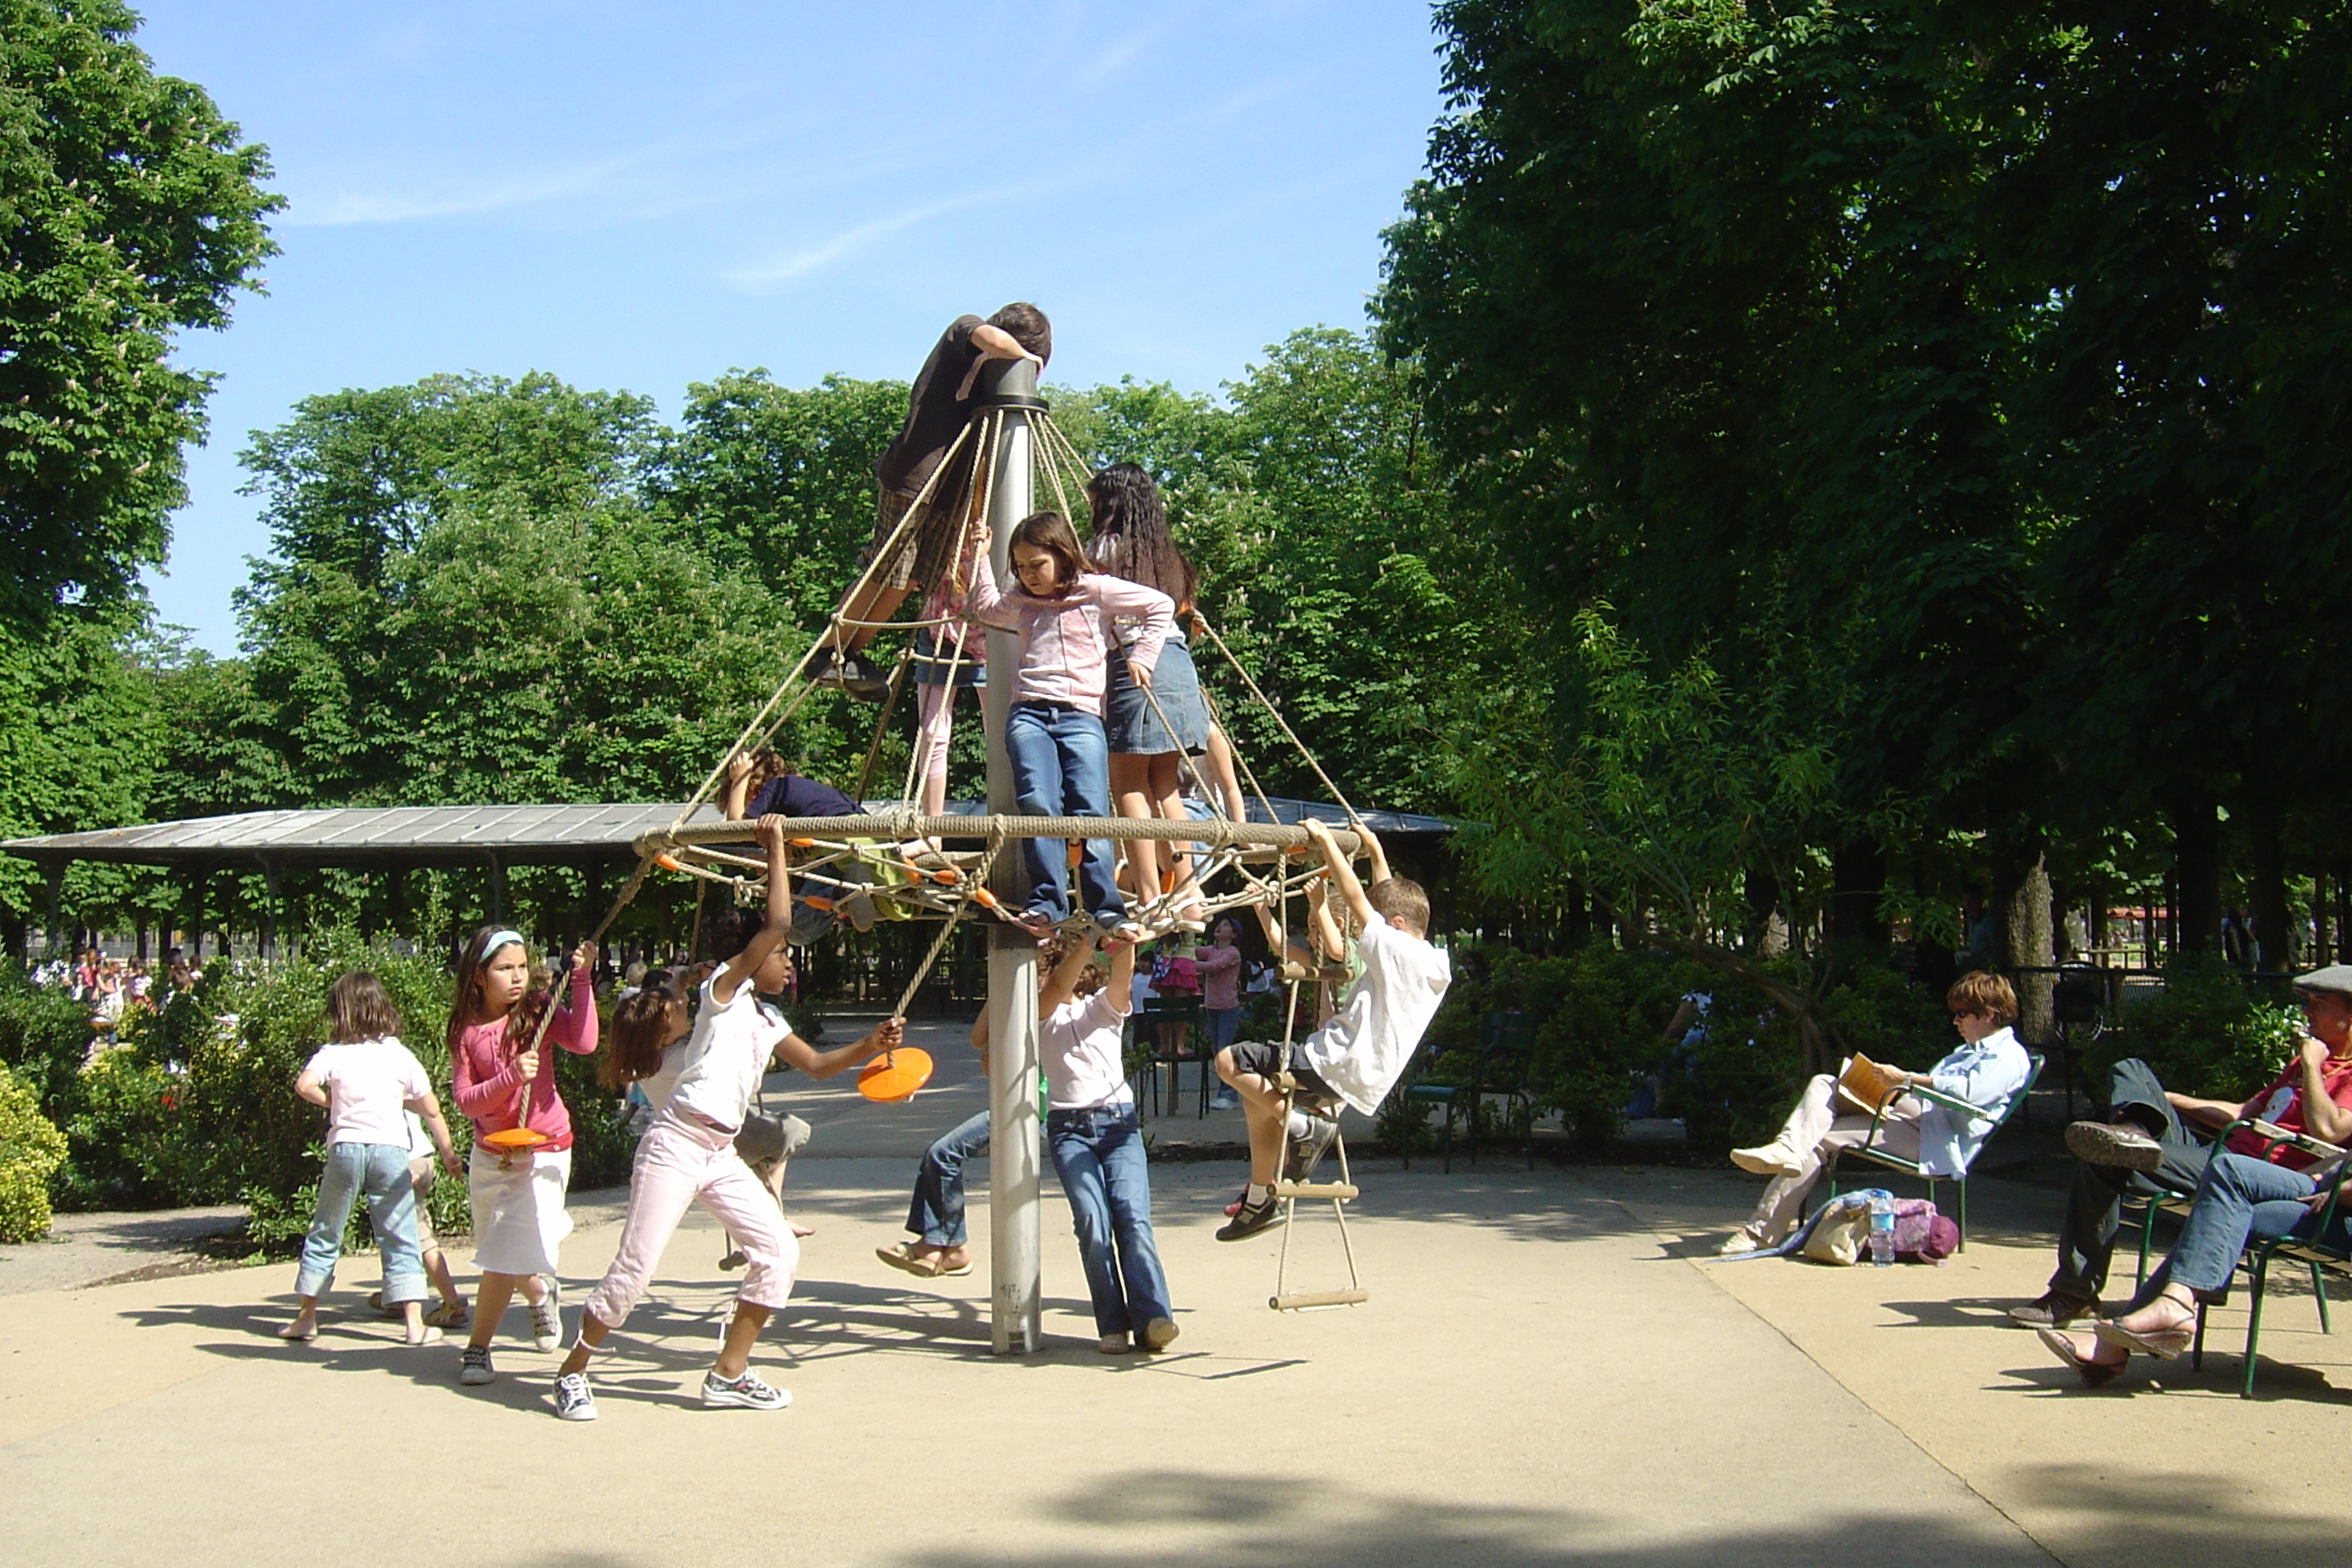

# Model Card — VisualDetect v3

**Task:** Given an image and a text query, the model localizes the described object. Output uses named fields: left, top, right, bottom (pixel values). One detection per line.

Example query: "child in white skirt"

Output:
left=446, top=927, right=600, bottom=1387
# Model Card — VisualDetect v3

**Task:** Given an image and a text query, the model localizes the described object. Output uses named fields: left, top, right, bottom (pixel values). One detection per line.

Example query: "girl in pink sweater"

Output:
left=446, top=926, right=600, bottom=1388
left=967, top=510, right=1174, bottom=942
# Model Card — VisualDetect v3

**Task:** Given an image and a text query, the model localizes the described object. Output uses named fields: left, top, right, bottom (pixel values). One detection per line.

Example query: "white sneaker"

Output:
left=1139, top=1317, right=1181, bottom=1352
left=1098, top=1332, right=1135, bottom=1354
left=458, top=1344, right=495, bottom=1385
left=701, top=1368, right=791, bottom=1410
left=553, top=1372, right=597, bottom=1421
left=528, top=1276, right=563, bottom=1353
left=1730, top=1142, right=1801, bottom=1178
left=1717, top=1230, right=1767, bottom=1257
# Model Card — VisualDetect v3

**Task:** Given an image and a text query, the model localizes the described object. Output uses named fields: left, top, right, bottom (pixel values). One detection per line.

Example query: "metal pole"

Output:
left=978, top=358, right=1043, bottom=1355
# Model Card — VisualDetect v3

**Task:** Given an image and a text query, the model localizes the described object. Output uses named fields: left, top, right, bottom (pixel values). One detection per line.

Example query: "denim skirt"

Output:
left=1105, top=632, right=1210, bottom=756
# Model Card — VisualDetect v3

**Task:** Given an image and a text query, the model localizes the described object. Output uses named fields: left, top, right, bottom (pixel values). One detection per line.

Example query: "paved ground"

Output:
left=4, top=1032, right=2348, bottom=1567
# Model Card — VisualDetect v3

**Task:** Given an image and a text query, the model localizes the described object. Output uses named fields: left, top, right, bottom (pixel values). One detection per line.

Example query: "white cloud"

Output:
left=285, top=147, right=664, bottom=227
left=722, top=187, right=1028, bottom=291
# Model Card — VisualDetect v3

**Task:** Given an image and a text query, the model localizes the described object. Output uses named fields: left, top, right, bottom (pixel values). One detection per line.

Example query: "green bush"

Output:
left=0, top=1061, right=68, bottom=1242
left=0, top=965, right=99, bottom=1118
left=2087, top=960, right=2301, bottom=1102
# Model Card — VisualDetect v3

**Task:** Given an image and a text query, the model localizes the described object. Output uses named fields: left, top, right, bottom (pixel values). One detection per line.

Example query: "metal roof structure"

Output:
left=0, top=798, right=1452, bottom=875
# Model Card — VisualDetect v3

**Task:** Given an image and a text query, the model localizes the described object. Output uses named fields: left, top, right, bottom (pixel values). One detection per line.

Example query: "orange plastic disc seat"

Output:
left=858, top=1048, right=935, bottom=1104
left=480, top=1126, right=553, bottom=1153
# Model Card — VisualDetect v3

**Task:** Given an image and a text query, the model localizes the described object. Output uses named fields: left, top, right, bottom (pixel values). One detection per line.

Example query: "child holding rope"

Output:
left=1214, top=820, right=1450, bottom=1240
left=966, top=511, right=1173, bottom=943
left=1086, top=463, right=1215, bottom=932
left=447, top=926, right=600, bottom=1387
left=279, top=971, right=459, bottom=1347
left=1038, top=929, right=1179, bottom=1353
left=551, top=817, right=903, bottom=1420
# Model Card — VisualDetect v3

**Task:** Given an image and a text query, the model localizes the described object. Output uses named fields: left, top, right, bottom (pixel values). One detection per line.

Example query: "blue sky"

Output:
left=129, top=2, right=1449, bottom=653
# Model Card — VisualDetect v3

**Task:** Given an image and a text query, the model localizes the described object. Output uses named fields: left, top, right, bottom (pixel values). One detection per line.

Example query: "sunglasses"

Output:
left=1949, top=1008, right=1983, bottom=1021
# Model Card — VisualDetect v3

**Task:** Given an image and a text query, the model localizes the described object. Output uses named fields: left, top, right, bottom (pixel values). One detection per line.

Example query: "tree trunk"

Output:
left=2244, top=792, right=2291, bottom=972
left=2001, top=852, right=2055, bottom=1045
left=2171, top=790, right=2221, bottom=959
left=1830, top=838, right=1889, bottom=956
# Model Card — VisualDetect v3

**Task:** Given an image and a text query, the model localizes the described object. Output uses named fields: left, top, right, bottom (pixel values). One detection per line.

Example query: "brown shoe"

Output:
left=2008, top=1290, right=2101, bottom=1328
left=2064, top=1120, right=2163, bottom=1172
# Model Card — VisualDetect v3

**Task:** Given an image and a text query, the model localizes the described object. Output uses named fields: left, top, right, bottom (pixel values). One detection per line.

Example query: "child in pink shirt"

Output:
left=446, top=927, right=599, bottom=1387
left=967, top=510, right=1173, bottom=941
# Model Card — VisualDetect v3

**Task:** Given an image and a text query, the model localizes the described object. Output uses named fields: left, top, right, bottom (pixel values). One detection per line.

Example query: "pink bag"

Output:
left=1891, top=1199, right=1958, bottom=1262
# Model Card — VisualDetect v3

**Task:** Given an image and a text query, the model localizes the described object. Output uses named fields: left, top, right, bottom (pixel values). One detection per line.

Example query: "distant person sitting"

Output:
left=1719, top=971, right=2033, bottom=1255
left=2007, top=964, right=2352, bottom=1328
left=810, top=305, right=1052, bottom=699
left=2035, top=965, right=2352, bottom=1385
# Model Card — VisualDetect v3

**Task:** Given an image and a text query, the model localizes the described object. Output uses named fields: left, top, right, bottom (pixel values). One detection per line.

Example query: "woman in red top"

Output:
left=446, top=926, right=599, bottom=1388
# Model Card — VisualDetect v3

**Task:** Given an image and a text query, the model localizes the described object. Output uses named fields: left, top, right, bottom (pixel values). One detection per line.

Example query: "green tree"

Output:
left=0, top=0, right=279, bottom=624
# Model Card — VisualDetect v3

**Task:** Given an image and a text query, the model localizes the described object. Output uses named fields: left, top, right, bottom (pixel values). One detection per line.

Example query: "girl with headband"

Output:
left=446, top=926, right=600, bottom=1388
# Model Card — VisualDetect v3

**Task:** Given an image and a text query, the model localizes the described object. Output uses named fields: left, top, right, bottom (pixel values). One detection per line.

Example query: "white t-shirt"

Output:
left=303, top=1037, right=432, bottom=1147
left=665, top=976, right=789, bottom=1133
left=1043, top=989, right=1132, bottom=1112
left=1295, top=916, right=1452, bottom=1115
left=636, top=1039, right=693, bottom=1116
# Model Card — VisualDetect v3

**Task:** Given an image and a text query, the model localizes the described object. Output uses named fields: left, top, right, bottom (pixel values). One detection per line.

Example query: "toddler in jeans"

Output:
left=281, top=971, right=459, bottom=1347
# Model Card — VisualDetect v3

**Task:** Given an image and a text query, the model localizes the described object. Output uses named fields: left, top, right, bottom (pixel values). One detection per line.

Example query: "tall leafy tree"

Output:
left=0, top=0, right=278, bottom=623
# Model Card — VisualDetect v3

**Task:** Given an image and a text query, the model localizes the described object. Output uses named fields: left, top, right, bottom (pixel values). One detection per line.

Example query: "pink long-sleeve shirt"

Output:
left=967, top=557, right=1174, bottom=715
left=1196, top=941, right=1242, bottom=1012
left=449, top=969, right=600, bottom=1152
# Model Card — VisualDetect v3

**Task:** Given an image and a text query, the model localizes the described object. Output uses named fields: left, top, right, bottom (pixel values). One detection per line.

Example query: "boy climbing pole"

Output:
left=813, top=304, right=1054, bottom=699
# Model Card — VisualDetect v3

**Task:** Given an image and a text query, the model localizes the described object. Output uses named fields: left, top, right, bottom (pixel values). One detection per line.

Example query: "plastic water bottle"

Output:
left=1868, top=1193, right=1896, bottom=1267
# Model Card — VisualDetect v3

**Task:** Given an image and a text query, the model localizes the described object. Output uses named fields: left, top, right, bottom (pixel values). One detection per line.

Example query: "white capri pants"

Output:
left=583, top=1110, right=799, bottom=1328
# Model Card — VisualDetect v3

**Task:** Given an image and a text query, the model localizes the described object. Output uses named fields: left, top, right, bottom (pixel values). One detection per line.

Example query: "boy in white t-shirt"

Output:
left=1213, top=819, right=1451, bottom=1240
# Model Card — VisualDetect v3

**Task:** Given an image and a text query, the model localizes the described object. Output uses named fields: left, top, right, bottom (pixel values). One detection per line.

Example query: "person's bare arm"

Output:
left=2296, top=1035, right=2352, bottom=1144
left=294, top=1066, right=328, bottom=1109
left=714, top=817, right=793, bottom=1008
left=722, top=750, right=752, bottom=822
left=1352, top=820, right=1391, bottom=885
left=1038, top=937, right=1097, bottom=1017
left=774, top=1016, right=904, bottom=1080
left=970, top=1010, right=991, bottom=1076
left=1251, top=894, right=1321, bottom=969
left=1307, top=877, right=1348, bottom=963
left=406, top=1089, right=460, bottom=1175
left=1305, top=818, right=1375, bottom=936
left=969, top=323, right=1041, bottom=366
left=1105, top=941, right=1136, bottom=1019
left=2174, top=1089, right=2253, bottom=1128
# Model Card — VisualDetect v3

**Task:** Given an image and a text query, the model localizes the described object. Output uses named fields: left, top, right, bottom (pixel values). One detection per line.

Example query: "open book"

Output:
left=1836, top=1053, right=1907, bottom=1115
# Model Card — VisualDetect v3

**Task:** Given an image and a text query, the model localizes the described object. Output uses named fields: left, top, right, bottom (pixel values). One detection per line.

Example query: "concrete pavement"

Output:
left=3, top=1034, right=2348, bottom=1566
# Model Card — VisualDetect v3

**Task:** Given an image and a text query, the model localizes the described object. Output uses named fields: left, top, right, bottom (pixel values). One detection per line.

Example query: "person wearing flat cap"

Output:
left=2010, top=964, right=2352, bottom=1339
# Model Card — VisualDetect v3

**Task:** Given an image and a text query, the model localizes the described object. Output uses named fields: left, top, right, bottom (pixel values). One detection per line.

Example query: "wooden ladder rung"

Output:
left=1274, top=1181, right=1357, bottom=1200
left=1271, top=1289, right=1368, bottom=1310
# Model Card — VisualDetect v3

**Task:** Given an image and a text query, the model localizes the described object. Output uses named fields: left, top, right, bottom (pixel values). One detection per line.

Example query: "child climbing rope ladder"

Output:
left=1212, top=819, right=1452, bottom=1241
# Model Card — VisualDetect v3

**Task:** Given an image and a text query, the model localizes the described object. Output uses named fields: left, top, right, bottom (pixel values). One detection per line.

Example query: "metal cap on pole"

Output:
left=975, top=355, right=1043, bottom=1354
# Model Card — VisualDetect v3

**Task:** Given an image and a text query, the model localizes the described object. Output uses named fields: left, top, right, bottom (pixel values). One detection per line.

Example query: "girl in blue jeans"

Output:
left=281, top=972, right=460, bottom=1347
left=1038, top=931, right=1177, bottom=1354
left=967, top=510, right=1172, bottom=942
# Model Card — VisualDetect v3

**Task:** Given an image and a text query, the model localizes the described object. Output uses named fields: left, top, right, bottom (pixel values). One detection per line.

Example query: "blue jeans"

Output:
left=906, top=1110, right=992, bottom=1245
left=296, top=1141, right=426, bottom=1303
left=1047, top=1102, right=1171, bottom=1339
left=2136, top=1150, right=2348, bottom=1305
left=1202, top=1006, right=1242, bottom=1054
left=1005, top=701, right=1123, bottom=925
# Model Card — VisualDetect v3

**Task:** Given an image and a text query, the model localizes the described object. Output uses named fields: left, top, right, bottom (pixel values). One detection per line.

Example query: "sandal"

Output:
left=876, top=1242, right=948, bottom=1279
left=2092, top=1319, right=2193, bottom=1359
left=2035, top=1327, right=2124, bottom=1388
left=278, top=1320, right=317, bottom=1342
